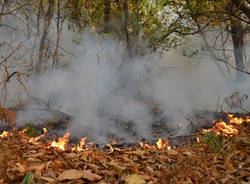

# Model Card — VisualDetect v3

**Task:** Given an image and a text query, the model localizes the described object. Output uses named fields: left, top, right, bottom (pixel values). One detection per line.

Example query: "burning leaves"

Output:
left=0, top=131, right=9, bottom=137
left=0, top=113, right=249, bottom=183
left=204, top=113, right=250, bottom=136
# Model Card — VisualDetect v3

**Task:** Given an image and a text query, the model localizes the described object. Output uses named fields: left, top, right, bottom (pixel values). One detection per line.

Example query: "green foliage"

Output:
left=201, top=132, right=223, bottom=153
left=24, top=123, right=36, bottom=137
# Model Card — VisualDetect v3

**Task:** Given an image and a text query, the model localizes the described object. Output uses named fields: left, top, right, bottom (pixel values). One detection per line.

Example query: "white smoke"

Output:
left=15, top=34, right=250, bottom=143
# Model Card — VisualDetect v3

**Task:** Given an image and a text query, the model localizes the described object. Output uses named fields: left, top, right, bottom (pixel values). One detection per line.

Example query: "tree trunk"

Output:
left=55, top=0, right=61, bottom=69
left=0, top=0, right=10, bottom=27
left=104, top=0, right=110, bottom=33
left=231, top=19, right=245, bottom=81
left=35, top=0, right=55, bottom=75
left=30, top=0, right=43, bottom=71
left=123, top=1, right=131, bottom=57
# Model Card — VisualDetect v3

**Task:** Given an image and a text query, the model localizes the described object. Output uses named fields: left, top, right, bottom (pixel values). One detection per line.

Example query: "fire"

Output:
left=139, top=138, right=171, bottom=150
left=29, top=128, right=48, bottom=144
left=228, top=114, right=250, bottom=124
left=51, top=132, right=70, bottom=151
left=0, top=131, right=9, bottom=137
left=205, top=113, right=250, bottom=136
left=210, top=121, right=238, bottom=136
left=2, top=112, right=248, bottom=153
left=72, top=137, right=87, bottom=151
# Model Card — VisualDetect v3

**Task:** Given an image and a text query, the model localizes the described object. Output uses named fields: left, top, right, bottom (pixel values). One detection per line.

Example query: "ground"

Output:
left=0, top=113, right=249, bottom=184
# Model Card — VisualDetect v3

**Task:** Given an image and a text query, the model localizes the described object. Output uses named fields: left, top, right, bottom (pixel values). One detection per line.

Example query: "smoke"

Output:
left=15, top=34, right=250, bottom=143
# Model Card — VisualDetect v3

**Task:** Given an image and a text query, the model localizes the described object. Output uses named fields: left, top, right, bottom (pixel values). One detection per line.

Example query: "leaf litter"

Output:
left=0, top=113, right=249, bottom=184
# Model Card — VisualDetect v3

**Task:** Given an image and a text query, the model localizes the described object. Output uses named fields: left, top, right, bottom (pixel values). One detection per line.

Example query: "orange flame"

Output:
left=205, top=113, right=250, bottom=136
left=156, top=138, right=171, bottom=150
left=211, top=121, right=238, bottom=136
left=51, top=132, right=70, bottom=151
left=0, top=131, right=9, bottom=138
left=139, top=139, right=171, bottom=150
left=72, top=137, right=87, bottom=151
left=29, top=128, right=48, bottom=144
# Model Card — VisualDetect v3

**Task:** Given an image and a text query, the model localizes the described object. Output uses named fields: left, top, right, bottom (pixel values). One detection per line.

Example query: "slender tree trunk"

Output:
left=30, top=0, right=43, bottom=71
left=36, top=0, right=55, bottom=74
left=0, top=0, right=9, bottom=27
left=55, top=0, right=61, bottom=69
left=231, top=19, right=245, bottom=81
left=123, top=1, right=131, bottom=57
left=199, top=32, right=228, bottom=81
left=104, top=0, right=110, bottom=33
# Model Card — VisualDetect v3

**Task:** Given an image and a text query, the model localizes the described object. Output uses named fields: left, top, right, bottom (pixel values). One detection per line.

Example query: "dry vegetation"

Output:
left=0, top=113, right=249, bottom=184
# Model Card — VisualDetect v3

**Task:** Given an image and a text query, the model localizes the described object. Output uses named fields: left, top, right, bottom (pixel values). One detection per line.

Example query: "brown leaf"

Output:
left=183, top=151, right=194, bottom=156
left=166, top=149, right=178, bottom=156
left=15, top=163, right=26, bottom=173
left=125, top=150, right=145, bottom=156
left=108, top=160, right=126, bottom=170
left=40, top=176, right=56, bottom=182
left=28, top=163, right=46, bottom=171
left=58, top=169, right=83, bottom=181
left=81, top=170, right=102, bottom=181
left=124, top=174, right=146, bottom=184
left=58, top=169, right=102, bottom=181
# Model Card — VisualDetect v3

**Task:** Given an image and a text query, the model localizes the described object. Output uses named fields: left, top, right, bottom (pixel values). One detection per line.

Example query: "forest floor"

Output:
left=0, top=112, right=249, bottom=184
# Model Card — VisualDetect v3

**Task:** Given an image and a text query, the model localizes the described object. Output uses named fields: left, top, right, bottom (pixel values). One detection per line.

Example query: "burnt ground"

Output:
left=4, top=108, right=218, bottom=147
left=3, top=105, right=248, bottom=149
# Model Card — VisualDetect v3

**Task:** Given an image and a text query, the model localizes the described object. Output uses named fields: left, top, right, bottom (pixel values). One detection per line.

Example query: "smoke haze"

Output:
left=16, top=34, right=250, bottom=143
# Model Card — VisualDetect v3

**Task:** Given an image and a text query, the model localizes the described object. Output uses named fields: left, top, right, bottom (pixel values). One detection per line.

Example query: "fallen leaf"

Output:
left=108, top=160, right=126, bottom=170
left=146, top=166, right=154, bottom=173
left=125, top=150, right=145, bottom=156
left=81, top=170, right=102, bottom=181
left=58, top=169, right=102, bottom=181
left=40, top=176, right=56, bottom=182
left=183, top=151, right=193, bottom=156
left=16, top=163, right=26, bottom=173
left=65, top=152, right=78, bottom=158
left=28, top=163, right=46, bottom=171
left=58, top=169, right=83, bottom=181
left=124, top=174, right=146, bottom=184
left=166, top=149, right=178, bottom=156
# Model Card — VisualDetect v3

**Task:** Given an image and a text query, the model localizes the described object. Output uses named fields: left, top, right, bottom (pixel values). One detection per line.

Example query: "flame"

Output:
left=156, top=138, right=166, bottom=149
left=72, top=137, right=87, bottom=151
left=139, top=139, right=171, bottom=150
left=228, top=114, right=250, bottom=124
left=210, top=121, right=238, bottom=136
left=0, top=131, right=9, bottom=138
left=29, top=128, right=48, bottom=144
left=206, top=113, right=250, bottom=136
left=51, top=132, right=70, bottom=151
left=2, top=113, right=248, bottom=153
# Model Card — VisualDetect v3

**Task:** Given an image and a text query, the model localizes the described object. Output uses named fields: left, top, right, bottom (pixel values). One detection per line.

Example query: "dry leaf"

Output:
left=183, top=151, right=193, bottom=156
left=81, top=170, right=102, bottom=181
left=58, top=169, right=102, bottom=181
left=58, top=169, right=83, bottom=181
left=124, top=174, right=146, bottom=184
left=40, top=176, right=56, bottom=182
left=16, top=163, right=26, bottom=173
left=108, top=160, right=126, bottom=170
left=146, top=166, right=154, bottom=173
left=166, top=149, right=178, bottom=156
left=125, top=150, right=145, bottom=156
left=28, top=163, right=46, bottom=171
